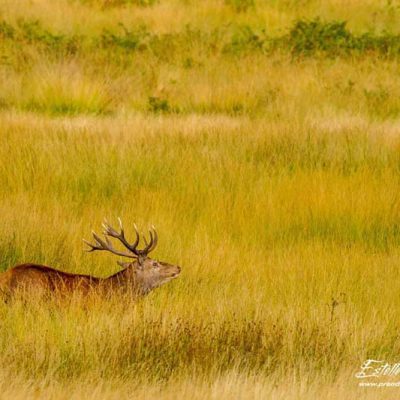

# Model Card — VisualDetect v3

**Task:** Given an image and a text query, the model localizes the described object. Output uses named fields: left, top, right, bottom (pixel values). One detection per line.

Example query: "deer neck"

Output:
left=104, top=267, right=146, bottom=295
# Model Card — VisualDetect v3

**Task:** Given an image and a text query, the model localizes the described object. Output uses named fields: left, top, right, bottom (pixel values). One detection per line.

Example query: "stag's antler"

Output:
left=83, top=229, right=137, bottom=258
left=83, top=218, right=158, bottom=258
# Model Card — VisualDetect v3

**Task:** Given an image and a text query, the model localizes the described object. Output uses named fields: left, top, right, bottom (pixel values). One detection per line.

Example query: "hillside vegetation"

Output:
left=1, top=0, right=400, bottom=399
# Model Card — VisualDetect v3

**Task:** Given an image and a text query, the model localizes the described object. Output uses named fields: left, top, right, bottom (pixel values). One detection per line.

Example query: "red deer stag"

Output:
left=0, top=219, right=180, bottom=298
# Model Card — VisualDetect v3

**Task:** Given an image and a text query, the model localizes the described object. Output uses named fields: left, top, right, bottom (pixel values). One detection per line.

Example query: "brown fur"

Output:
left=0, top=259, right=180, bottom=299
left=0, top=221, right=181, bottom=300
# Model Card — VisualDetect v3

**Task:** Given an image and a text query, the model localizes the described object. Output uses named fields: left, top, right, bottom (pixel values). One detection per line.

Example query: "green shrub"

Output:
left=287, top=19, right=354, bottom=56
left=224, top=25, right=267, bottom=54
left=148, top=96, right=171, bottom=113
left=79, top=0, right=158, bottom=7
left=0, top=21, right=15, bottom=39
left=100, top=24, right=151, bottom=50
left=1, top=17, right=400, bottom=60
left=17, top=19, right=81, bottom=54
left=285, top=18, right=400, bottom=57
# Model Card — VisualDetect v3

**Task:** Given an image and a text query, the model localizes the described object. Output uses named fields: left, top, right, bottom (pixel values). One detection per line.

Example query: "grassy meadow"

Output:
left=1, top=0, right=400, bottom=398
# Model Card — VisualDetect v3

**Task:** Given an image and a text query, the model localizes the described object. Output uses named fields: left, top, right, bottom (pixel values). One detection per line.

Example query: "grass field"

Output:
left=1, top=0, right=400, bottom=398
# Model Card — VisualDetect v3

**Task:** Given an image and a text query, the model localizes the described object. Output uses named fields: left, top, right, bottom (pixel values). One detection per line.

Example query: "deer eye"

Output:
left=153, top=262, right=159, bottom=267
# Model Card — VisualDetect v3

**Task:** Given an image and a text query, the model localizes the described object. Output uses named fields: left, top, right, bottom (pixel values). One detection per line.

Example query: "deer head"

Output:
left=83, top=219, right=180, bottom=295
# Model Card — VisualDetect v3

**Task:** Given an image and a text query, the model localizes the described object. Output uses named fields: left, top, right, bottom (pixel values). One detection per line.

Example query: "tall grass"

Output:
left=1, top=0, right=400, bottom=398
left=1, top=113, right=400, bottom=398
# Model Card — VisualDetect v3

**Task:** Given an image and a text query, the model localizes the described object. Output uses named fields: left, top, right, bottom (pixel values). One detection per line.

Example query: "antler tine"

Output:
left=142, top=228, right=150, bottom=246
left=101, top=218, right=141, bottom=256
left=82, top=229, right=136, bottom=259
left=148, top=226, right=158, bottom=253
left=102, top=218, right=121, bottom=238
left=146, top=227, right=157, bottom=251
left=82, top=238, right=99, bottom=252
left=84, top=219, right=159, bottom=259
left=93, top=231, right=106, bottom=247
left=141, top=229, right=154, bottom=255
left=132, top=223, right=140, bottom=252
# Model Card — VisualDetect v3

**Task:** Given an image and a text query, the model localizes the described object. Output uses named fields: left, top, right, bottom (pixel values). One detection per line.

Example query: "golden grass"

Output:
left=1, top=111, right=400, bottom=398
left=1, top=0, right=400, bottom=398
